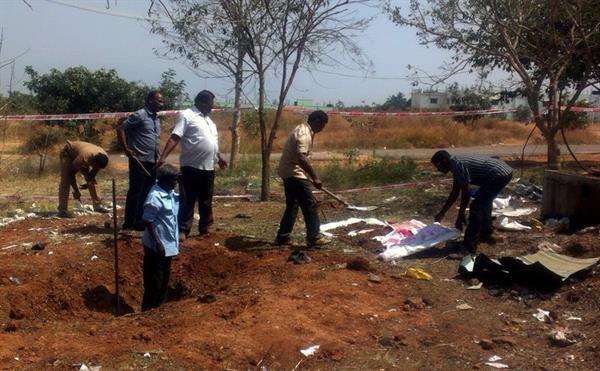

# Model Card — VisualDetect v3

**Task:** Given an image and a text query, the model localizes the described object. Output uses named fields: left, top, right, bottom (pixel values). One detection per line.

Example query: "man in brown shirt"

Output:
left=58, top=140, right=110, bottom=217
left=274, top=110, right=331, bottom=247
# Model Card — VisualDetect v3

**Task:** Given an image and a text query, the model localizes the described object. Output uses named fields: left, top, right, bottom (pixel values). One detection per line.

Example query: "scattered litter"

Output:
left=492, top=206, right=537, bottom=217
left=383, top=196, right=398, bottom=203
left=300, top=345, right=320, bottom=357
left=401, top=267, right=432, bottom=281
left=549, top=328, right=576, bottom=347
left=533, top=308, right=552, bottom=323
left=493, top=196, right=511, bottom=209
left=9, top=276, right=21, bottom=285
left=368, top=273, right=382, bottom=283
left=567, top=316, right=582, bottom=322
left=1, top=244, right=17, bottom=250
left=214, top=243, right=220, bottom=247
left=545, top=217, right=570, bottom=233
left=512, top=181, right=543, bottom=201
left=48, top=251, right=54, bottom=255
left=467, top=282, right=483, bottom=290
left=288, top=250, right=311, bottom=265
left=456, top=303, right=473, bottom=311
left=488, top=355, right=502, bottom=362
left=90, top=255, right=98, bottom=261
left=498, top=217, right=531, bottom=231
left=485, top=362, right=509, bottom=369
left=79, top=364, right=101, bottom=371
left=537, top=241, right=561, bottom=253
left=143, top=353, right=151, bottom=358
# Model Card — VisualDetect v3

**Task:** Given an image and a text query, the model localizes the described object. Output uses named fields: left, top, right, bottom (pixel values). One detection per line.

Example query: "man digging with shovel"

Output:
left=274, top=110, right=331, bottom=250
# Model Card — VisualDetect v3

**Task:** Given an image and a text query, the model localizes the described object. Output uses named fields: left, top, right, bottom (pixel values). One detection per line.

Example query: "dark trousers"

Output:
left=141, top=248, right=172, bottom=311
left=123, top=159, right=156, bottom=229
left=464, top=173, right=513, bottom=250
left=276, top=177, right=320, bottom=241
left=179, top=166, right=215, bottom=235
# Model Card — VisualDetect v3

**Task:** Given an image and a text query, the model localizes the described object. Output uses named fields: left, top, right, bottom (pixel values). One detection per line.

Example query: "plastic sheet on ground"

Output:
left=320, top=217, right=386, bottom=237
left=498, top=217, right=531, bottom=231
left=378, top=222, right=459, bottom=261
left=459, top=250, right=600, bottom=288
left=492, top=206, right=537, bottom=217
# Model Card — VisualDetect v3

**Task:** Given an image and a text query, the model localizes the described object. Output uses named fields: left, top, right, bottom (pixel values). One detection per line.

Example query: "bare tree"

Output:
left=222, top=0, right=373, bottom=200
left=149, top=0, right=249, bottom=169
left=387, top=0, right=600, bottom=169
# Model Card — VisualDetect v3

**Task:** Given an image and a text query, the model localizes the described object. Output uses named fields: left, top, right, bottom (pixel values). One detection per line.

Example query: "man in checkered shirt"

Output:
left=431, top=150, right=513, bottom=254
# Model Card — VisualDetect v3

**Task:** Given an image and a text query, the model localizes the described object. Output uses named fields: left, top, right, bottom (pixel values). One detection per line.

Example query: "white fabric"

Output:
left=320, top=217, right=386, bottom=232
left=492, top=207, right=537, bottom=217
left=171, top=106, right=219, bottom=170
left=498, top=217, right=531, bottom=231
left=493, top=196, right=511, bottom=209
left=378, top=223, right=459, bottom=261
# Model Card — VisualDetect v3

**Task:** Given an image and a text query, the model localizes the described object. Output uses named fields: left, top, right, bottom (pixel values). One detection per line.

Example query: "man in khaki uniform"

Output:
left=274, top=110, right=330, bottom=247
left=58, top=140, right=110, bottom=217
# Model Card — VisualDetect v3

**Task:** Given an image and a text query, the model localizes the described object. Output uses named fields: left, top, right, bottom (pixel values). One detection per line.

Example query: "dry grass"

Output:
left=2, top=113, right=598, bottom=158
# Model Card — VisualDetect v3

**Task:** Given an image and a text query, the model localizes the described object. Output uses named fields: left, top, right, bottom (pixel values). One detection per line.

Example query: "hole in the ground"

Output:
left=82, top=285, right=135, bottom=315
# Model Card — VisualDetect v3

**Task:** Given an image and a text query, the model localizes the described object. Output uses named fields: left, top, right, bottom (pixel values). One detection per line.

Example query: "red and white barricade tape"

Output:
left=2, top=107, right=517, bottom=121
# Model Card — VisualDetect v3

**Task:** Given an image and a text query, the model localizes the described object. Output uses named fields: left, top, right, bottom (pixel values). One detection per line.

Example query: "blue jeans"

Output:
left=276, top=178, right=320, bottom=241
left=464, top=173, right=512, bottom=251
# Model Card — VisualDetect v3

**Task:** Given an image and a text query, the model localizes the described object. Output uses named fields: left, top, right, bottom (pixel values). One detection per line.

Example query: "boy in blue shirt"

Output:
left=141, top=163, right=180, bottom=311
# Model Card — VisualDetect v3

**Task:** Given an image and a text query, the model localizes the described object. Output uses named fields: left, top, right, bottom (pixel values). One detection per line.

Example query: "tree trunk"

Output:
left=545, top=131, right=560, bottom=170
left=258, top=73, right=270, bottom=201
left=229, top=42, right=245, bottom=169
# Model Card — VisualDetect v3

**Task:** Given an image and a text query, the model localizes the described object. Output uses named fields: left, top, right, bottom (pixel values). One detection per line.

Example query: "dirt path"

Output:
left=0, top=194, right=599, bottom=370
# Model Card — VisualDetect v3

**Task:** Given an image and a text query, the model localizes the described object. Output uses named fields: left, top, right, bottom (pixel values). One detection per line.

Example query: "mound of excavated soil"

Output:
left=1, top=205, right=599, bottom=369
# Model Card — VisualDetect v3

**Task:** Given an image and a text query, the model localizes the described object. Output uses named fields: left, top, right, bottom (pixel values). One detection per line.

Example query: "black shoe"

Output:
left=57, top=210, right=73, bottom=218
left=274, top=235, right=291, bottom=246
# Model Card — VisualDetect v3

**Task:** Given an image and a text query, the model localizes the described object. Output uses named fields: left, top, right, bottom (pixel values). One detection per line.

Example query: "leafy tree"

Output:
left=379, top=91, right=409, bottom=111
left=226, top=0, right=373, bottom=200
left=447, top=83, right=495, bottom=123
left=158, top=69, right=190, bottom=110
left=387, top=0, right=600, bottom=169
left=149, top=0, right=248, bottom=169
left=24, top=66, right=148, bottom=114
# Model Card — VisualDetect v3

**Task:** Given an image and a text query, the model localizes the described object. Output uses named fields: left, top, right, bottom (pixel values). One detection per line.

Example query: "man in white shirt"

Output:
left=157, top=90, right=227, bottom=241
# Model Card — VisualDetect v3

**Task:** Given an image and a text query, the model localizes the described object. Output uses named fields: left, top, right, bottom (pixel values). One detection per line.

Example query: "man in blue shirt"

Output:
left=117, top=91, right=165, bottom=231
left=431, top=150, right=513, bottom=254
left=141, top=163, right=180, bottom=311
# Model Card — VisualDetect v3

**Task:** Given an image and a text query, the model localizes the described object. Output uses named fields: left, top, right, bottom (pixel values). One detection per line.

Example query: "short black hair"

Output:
left=308, top=110, right=328, bottom=125
left=146, top=90, right=162, bottom=103
left=431, top=150, right=451, bottom=164
left=156, top=163, right=180, bottom=181
left=94, top=153, right=109, bottom=168
left=195, top=90, right=215, bottom=104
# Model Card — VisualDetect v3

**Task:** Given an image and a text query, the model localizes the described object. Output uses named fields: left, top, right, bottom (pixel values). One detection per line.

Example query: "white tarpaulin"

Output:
left=320, top=218, right=386, bottom=237
left=378, top=223, right=459, bottom=261
left=498, top=217, right=532, bottom=231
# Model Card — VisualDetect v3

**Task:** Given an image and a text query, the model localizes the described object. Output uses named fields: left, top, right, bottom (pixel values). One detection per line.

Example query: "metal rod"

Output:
left=131, top=155, right=152, bottom=177
left=112, top=178, right=121, bottom=316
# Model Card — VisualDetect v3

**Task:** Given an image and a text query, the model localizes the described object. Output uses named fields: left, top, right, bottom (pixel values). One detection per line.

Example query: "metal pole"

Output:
left=112, top=179, right=121, bottom=316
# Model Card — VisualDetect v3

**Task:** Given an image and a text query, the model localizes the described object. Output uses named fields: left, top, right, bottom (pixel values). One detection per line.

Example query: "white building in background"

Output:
left=410, top=89, right=449, bottom=110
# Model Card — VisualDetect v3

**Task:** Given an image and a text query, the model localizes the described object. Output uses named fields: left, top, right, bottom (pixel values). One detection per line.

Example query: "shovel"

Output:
left=319, top=186, right=378, bottom=211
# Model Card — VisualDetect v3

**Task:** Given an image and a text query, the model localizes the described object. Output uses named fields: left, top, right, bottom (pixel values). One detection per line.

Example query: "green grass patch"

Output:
left=318, top=156, right=418, bottom=189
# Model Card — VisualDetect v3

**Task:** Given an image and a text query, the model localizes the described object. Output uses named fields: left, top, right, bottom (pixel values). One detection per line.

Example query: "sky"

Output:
left=0, top=0, right=482, bottom=107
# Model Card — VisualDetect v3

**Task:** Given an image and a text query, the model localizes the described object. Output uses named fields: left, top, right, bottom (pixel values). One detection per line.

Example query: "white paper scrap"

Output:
left=300, top=345, right=320, bottom=357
